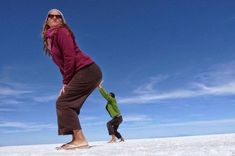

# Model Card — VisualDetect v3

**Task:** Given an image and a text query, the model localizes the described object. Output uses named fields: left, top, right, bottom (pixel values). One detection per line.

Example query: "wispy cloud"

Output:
left=0, top=99, right=23, bottom=106
left=82, top=116, right=100, bottom=121
left=0, top=86, right=32, bottom=96
left=82, top=115, right=153, bottom=127
left=0, top=121, right=56, bottom=134
left=0, top=65, right=58, bottom=103
left=0, top=108, right=14, bottom=112
left=119, top=62, right=235, bottom=104
left=0, top=83, right=35, bottom=110
left=124, top=118, right=235, bottom=131
left=80, top=116, right=106, bottom=127
left=0, top=81, right=57, bottom=111
left=124, top=115, right=152, bottom=122
left=133, top=75, right=168, bottom=94
left=157, top=119, right=235, bottom=127
left=83, top=121, right=105, bottom=127
left=32, top=94, right=57, bottom=102
left=194, top=61, right=235, bottom=86
left=119, top=81, right=235, bottom=104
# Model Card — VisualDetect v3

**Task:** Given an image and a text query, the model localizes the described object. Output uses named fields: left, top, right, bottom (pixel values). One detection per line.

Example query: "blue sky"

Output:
left=1, top=0, right=235, bottom=146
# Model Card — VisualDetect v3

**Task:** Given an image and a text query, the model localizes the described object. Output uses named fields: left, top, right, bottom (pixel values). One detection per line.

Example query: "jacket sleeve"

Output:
left=99, top=87, right=113, bottom=102
left=57, top=28, right=76, bottom=85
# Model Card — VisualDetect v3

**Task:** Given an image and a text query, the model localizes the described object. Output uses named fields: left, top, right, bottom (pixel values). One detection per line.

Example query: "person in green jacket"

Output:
left=98, top=81, right=124, bottom=143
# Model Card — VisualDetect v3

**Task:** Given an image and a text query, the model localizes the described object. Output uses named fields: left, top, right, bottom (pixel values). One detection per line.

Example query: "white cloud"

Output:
left=82, top=116, right=100, bottom=121
left=119, top=80, right=235, bottom=104
left=191, top=61, right=235, bottom=91
left=0, top=108, right=14, bottom=112
left=32, top=94, right=57, bottom=102
left=119, top=62, right=235, bottom=104
left=0, top=87, right=32, bottom=96
left=0, top=99, right=23, bottom=106
left=124, top=115, right=152, bottom=122
left=0, top=81, right=58, bottom=113
left=133, top=75, right=168, bottom=95
left=0, top=121, right=56, bottom=134
left=83, top=121, right=105, bottom=127
left=124, top=118, right=235, bottom=131
left=82, top=115, right=153, bottom=127
left=157, top=119, right=235, bottom=127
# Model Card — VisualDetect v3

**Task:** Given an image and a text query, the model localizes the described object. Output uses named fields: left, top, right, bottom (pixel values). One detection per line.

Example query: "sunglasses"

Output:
left=47, top=14, right=62, bottom=19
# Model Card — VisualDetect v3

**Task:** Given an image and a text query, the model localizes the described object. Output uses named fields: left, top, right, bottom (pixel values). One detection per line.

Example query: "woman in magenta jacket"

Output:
left=42, top=9, right=102, bottom=150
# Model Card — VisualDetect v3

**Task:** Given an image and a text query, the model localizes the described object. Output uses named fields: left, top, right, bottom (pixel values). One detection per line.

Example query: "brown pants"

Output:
left=56, top=63, right=102, bottom=135
left=107, top=116, right=123, bottom=139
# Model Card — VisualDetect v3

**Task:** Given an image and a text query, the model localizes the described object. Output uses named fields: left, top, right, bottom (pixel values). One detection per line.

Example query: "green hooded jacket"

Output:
left=99, top=87, right=121, bottom=118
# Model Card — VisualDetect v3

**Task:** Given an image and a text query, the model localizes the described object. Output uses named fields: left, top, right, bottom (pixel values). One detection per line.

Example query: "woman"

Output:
left=42, top=9, right=102, bottom=150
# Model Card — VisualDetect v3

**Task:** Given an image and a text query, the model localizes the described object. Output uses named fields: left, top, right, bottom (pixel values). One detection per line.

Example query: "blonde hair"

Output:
left=41, top=9, right=74, bottom=56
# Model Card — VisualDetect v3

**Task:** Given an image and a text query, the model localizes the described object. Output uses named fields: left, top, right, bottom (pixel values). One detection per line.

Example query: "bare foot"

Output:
left=70, top=140, right=88, bottom=146
left=57, top=141, right=89, bottom=150
left=57, top=140, right=73, bottom=149
left=119, top=137, right=125, bottom=142
left=58, top=144, right=89, bottom=150
left=108, top=139, right=116, bottom=143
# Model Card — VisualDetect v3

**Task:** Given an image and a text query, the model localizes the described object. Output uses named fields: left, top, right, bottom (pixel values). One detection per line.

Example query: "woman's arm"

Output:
left=57, top=27, right=76, bottom=85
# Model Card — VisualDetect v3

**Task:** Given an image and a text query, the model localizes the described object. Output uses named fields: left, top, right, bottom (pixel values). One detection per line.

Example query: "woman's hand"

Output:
left=59, top=84, right=67, bottom=96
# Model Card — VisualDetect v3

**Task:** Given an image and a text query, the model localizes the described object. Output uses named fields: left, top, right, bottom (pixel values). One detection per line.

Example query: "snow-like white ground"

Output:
left=0, top=133, right=235, bottom=156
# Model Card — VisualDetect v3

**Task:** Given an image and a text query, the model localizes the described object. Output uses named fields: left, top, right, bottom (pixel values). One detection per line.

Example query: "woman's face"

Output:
left=47, top=10, right=63, bottom=28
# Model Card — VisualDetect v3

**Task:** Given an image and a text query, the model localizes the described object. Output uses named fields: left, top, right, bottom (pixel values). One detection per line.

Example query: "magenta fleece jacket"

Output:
left=49, top=27, right=94, bottom=85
